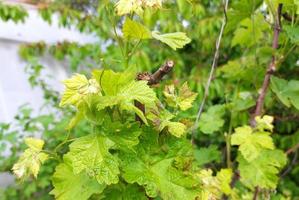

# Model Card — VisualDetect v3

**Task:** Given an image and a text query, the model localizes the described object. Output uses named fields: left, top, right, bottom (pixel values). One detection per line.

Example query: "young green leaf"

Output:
left=123, top=18, right=152, bottom=40
left=97, top=80, right=156, bottom=125
left=115, top=0, right=143, bottom=16
left=67, top=134, right=120, bottom=185
left=237, top=149, right=287, bottom=189
left=60, top=74, right=100, bottom=107
left=152, top=31, right=191, bottom=50
left=12, top=138, right=48, bottom=179
left=115, top=0, right=162, bottom=16
left=163, top=82, right=197, bottom=111
left=51, top=155, right=105, bottom=200
left=231, top=125, right=274, bottom=161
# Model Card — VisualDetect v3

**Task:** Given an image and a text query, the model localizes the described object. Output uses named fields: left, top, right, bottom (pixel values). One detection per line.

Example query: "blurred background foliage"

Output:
left=0, top=0, right=298, bottom=199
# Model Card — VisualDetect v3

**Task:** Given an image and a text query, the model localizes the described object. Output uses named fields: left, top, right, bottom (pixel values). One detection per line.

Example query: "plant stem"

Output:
left=226, top=112, right=234, bottom=168
left=252, top=4, right=283, bottom=199
left=192, top=0, right=229, bottom=143
left=251, top=3, right=283, bottom=126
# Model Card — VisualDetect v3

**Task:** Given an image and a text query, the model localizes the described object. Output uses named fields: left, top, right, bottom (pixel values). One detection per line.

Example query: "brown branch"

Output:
left=251, top=4, right=283, bottom=199
left=135, top=60, right=174, bottom=123
left=286, top=143, right=299, bottom=155
left=250, top=3, right=283, bottom=127
left=253, top=186, right=260, bottom=200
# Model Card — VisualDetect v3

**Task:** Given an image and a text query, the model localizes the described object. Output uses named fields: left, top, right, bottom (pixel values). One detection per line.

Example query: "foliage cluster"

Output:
left=0, top=0, right=298, bottom=199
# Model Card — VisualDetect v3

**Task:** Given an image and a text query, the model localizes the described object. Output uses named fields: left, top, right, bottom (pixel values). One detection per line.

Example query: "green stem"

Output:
left=226, top=112, right=234, bottom=169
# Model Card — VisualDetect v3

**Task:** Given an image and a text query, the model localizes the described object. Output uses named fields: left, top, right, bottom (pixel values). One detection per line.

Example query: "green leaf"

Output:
left=67, top=134, right=119, bottom=185
left=160, top=120, right=186, bottom=138
left=217, top=169, right=233, bottom=195
left=115, top=0, right=162, bottom=16
left=271, top=76, right=299, bottom=110
left=194, top=145, right=221, bottom=166
left=163, top=82, right=197, bottom=111
left=198, top=169, right=232, bottom=199
left=123, top=18, right=152, bottom=39
left=231, top=14, right=268, bottom=47
left=285, top=25, right=299, bottom=44
left=237, top=149, right=287, bottom=189
left=149, top=108, right=187, bottom=137
left=60, top=74, right=100, bottom=107
left=51, top=155, right=105, bottom=200
left=115, top=0, right=143, bottom=16
left=226, top=0, right=263, bottom=32
left=255, top=115, right=274, bottom=132
left=97, top=80, right=156, bottom=125
left=120, top=129, right=200, bottom=199
left=12, top=138, right=48, bottom=179
left=198, top=105, right=225, bottom=134
left=231, top=125, right=274, bottom=161
left=101, top=121, right=142, bottom=151
left=152, top=31, right=191, bottom=50
left=100, top=183, right=147, bottom=200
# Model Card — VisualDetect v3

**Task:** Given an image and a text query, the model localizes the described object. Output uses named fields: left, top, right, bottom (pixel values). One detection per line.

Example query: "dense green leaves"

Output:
left=6, top=0, right=298, bottom=199
left=120, top=130, right=200, bottom=199
left=93, top=69, right=157, bottom=124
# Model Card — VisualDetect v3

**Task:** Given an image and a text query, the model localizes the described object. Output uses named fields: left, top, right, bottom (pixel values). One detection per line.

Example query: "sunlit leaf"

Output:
left=12, top=138, right=48, bottom=179
left=123, top=18, right=152, bottom=40
left=152, top=31, right=191, bottom=50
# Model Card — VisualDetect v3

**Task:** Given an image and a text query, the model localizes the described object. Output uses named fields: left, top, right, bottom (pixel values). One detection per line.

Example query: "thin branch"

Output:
left=286, top=143, right=299, bottom=155
left=192, top=0, right=229, bottom=141
left=253, top=186, right=260, bottom=200
left=252, top=4, right=283, bottom=199
left=280, top=150, right=298, bottom=178
left=135, top=60, right=174, bottom=123
left=251, top=4, right=283, bottom=126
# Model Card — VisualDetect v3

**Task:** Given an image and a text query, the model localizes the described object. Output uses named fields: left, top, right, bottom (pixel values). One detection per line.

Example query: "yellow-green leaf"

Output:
left=231, top=125, right=275, bottom=161
left=115, top=0, right=143, bottom=16
left=152, top=31, right=191, bottom=50
left=12, top=138, right=48, bottom=179
left=60, top=74, right=100, bottom=107
left=163, top=82, right=197, bottom=110
left=160, top=120, right=186, bottom=138
left=123, top=18, right=152, bottom=40
left=115, top=0, right=162, bottom=16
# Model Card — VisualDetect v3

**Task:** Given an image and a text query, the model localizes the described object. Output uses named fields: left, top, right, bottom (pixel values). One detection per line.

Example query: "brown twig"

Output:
left=251, top=4, right=283, bottom=200
left=250, top=4, right=283, bottom=127
left=286, top=143, right=299, bottom=155
left=135, top=60, right=174, bottom=123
